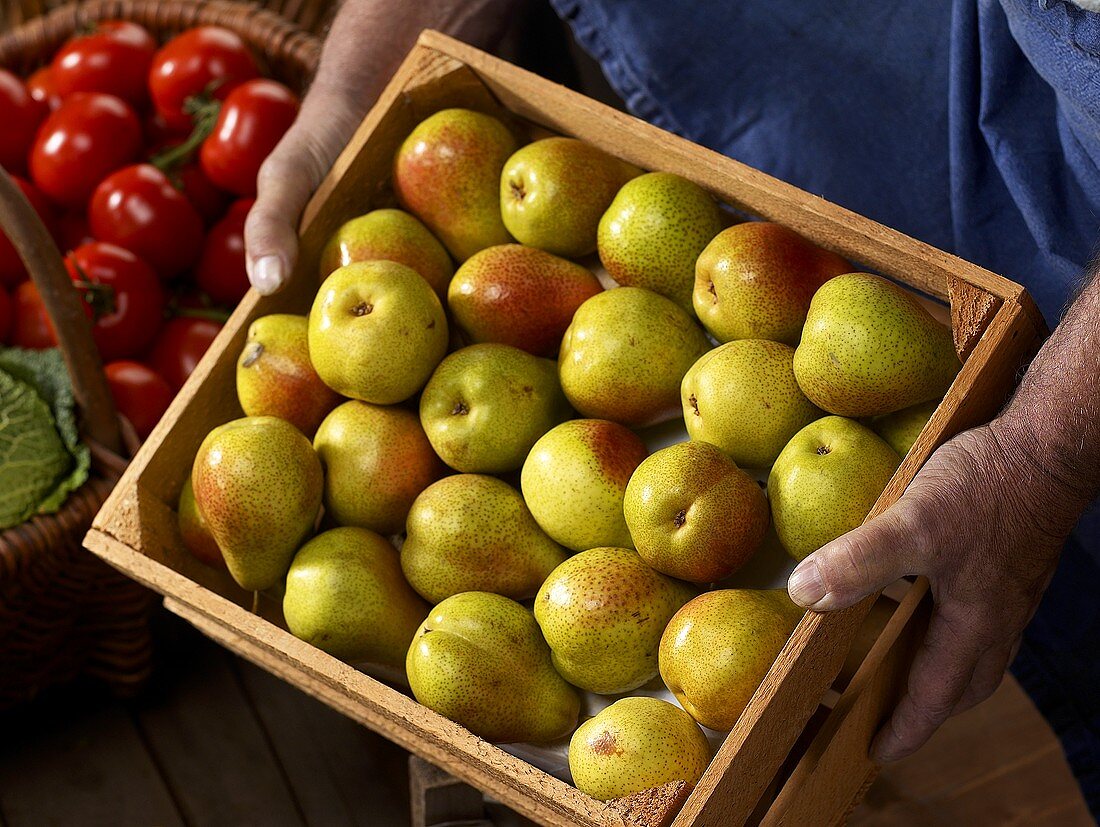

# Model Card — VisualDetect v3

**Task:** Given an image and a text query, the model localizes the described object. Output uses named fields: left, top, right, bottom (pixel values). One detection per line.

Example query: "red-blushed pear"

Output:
left=236, top=314, right=342, bottom=438
left=191, top=416, right=322, bottom=591
left=597, top=172, right=723, bottom=311
left=393, top=108, right=516, bottom=261
left=693, top=222, right=852, bottom=345
left=559, top=287, right=711, bottom=427
left=623, top=441, right=769, bottom=583
left=307, top=261, right=448, bottom=404
left=448, top=244, right=603, bottom=357
left=681, top=339, right=823, bottom=469
left=400, top=474, right=568, bottom=604
left=406, top=592, right=580, bottom=744
left=500, top=137, right=641, bottom=257
left=177, top=476, right=224, bottom=569
left=313, top=400, right=445, bottom=536
left=569, top=697, right=711, bottom=801
left=768, top=416, right=900, bottom=561
left=282, top=527, right=429, bottom=669
left=520, top=419, right=648, bottom=552
left=318, top=208, right=453, bottom=296
left=534, top=547, right=695, bottom=694
left=659, top=589, right=803, bottom=731
left=793, top=273, right=961, bottom=417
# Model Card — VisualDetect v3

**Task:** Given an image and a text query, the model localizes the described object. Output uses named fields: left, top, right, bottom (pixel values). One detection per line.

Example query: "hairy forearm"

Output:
left=996, top=270, right=1100, bottom=526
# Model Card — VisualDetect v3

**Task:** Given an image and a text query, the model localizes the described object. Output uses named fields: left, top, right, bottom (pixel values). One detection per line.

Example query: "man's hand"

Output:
left=244, top=0, right=520, bottom=294
left=788, top=273, right=1100, bottom=763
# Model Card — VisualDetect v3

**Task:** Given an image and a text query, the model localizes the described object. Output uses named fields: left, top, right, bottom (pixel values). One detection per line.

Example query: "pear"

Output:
left=236, top=314, right=342, bottom=437
left=401, top=474, right=568, bottom=603
left=624, top=441, right=768, bottom=583
left=394, top=108, right=516, bottom=261
left=192, top=416, right=322, bottom=591
left=794, top=273, right=961, bottom=417
left=768, top=416, right=901, bottom=561
left=681, top=339, right=823, bottom=469
left=178, top=477, right=224, bottom=568
left=500, top=137, right=641, bottom=257
left=419, top=343, right=571, bottom=473
left=521, top=419, right=648, bottom=552
left=870, top=398, right=939, bottom=457
left=597, top=172, right=723, bottom=310
left=318, top=208, right=453, bottom=295
left=308, top=261, right=448, bottom=404
left=448, top=244, right=603, bottom=357
left=569, top=697, right=711, bottom=800
left=313, top=400, right=445, bottom=536
left=283, top=527, right=429, bottom=668
left=694, top=223, right=851, bottom=345
left=659, top=589, right=803, bottom=731
left=560, top=287, right=711, bottom=427
left=534, top=547, right=695, bottom=694
left=406, top=591, right=580, bottom=743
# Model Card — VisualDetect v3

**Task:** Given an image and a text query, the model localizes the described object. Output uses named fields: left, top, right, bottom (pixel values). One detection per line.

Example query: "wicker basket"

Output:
left=0, top=0, right=322, bottom=708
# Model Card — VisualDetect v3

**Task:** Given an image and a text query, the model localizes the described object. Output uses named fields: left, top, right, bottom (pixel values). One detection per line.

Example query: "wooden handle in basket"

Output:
left=0, top=167, right=122, bottom=455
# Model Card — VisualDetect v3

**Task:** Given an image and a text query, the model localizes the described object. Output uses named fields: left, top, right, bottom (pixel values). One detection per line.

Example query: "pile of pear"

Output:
left=178, top=108, right=961, bottom=803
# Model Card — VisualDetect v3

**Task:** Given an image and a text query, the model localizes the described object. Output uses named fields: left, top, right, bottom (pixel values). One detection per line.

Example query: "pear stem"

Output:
left=252, top=591, right=260, bottom=614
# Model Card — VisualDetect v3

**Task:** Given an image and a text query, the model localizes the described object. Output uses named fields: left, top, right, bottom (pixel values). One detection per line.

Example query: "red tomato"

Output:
left=0, top=176, right=58, bottom=289
left=200, top=79, right=298, bottom=196
left=26, top=66, right=62, bottom=112
left=0, top=285, right=11, bottom=343
left=56, top=210, right=95, bottom=253
left=88, top=164, right=205, bottom=279
left=146, top=316, right=222, bottom=391
left=143, top=110, right=189, bottom=148
left=29, top=93, right=142, bottom=208
left=148, top=26, right=260, bottom=131
left=104, top=360, right=174, bottom=439
left=195, top=198, right=252, bottom=304
left=175, top=162, right=232, bottom=225
left=0, top=69, right=48, bottom=173
left=9, top=281, right=54, bottom=349
left=66, top=242, right=165, bottom=360
left=51, top=21, right=156, bottom=107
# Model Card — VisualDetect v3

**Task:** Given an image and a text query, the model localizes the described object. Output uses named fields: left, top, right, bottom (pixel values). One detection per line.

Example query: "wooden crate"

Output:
left=84, top=30, right=1045, bottom=827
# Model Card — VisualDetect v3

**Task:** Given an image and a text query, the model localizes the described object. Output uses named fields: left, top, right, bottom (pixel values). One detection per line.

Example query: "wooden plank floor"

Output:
left=0, top=611, right=1090, bottom=827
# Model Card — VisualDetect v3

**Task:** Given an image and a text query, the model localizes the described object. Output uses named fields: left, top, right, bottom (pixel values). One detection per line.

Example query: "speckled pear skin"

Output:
left=658, top=589, right=803, bottom=731
left=768, top=416, right=901, bottom=561
left=521, top=419, right=648, bottom=552
left=178, top=476, right=224, bottom=569
left=313, top=401, right=445, bottom=536
left=448, top=244, right=603, bottom=357
left=308, top=261, right=448, bottom=404
left=318, top=209, right=453, bottom=296
left=534, top=547, right=695, bottom=694
left=693, top=223, right=852, bottom=345
left=406, top=592, right=580, bottom=744
left=597, top=172, right=724, bottom=310
left=401, top=474, right=568, bottom=604
left=192, top=416, right=322, bottom=591
left=623, top=441, right=769, bottom=584
left=793, top=273, right=961, bottom=417
left=500, top=138, right=642, bottom=257
left=870, top=398, right=939, bottom=457
left=681, top=339, right=823, bottom=469
left=283, top=527, right=429, bottom=668
left=559, top=287, right=711, bottom=427
left=568, top=697, right=710, bottom=800
left=394, top=109, right=516, bottom=261
left=419, top=344, right=572, bottom=473
left=236, top=314, right=343, bottom=438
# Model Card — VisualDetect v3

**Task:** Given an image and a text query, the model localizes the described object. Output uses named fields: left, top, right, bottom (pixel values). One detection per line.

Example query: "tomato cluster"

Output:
left=0, top=22, right=299, bottom=439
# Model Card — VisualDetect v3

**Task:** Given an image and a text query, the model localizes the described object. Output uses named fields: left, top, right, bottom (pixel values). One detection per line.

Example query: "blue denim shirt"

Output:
left=553, top=0, right=1100, bottom=811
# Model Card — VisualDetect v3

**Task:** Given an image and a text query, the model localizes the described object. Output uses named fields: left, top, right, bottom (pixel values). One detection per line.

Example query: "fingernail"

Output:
left=250, top=255, right=285, bottom=296
left=788, top=558, right=827, bottom=608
